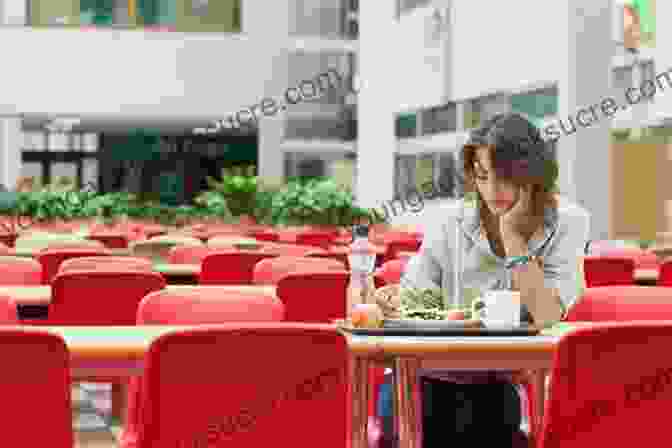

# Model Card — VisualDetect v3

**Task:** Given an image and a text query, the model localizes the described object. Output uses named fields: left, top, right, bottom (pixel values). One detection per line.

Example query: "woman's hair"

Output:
left=462, top=112, right=558, bottom=219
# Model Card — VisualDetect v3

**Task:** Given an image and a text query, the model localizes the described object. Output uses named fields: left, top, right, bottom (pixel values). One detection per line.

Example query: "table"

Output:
left=0, top=284, right=277, bottom=306
left=344, top=323, right=586, bottom=448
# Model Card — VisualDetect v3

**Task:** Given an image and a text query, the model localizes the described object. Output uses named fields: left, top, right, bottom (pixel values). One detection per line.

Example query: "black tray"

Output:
left=340, top=324, right=540, bottom=337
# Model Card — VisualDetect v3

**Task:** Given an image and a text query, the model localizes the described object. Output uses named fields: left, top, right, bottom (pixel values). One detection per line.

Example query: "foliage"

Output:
left=270, top=177, right=370, bottom=226
left=205, top=166, right=258, bottom=216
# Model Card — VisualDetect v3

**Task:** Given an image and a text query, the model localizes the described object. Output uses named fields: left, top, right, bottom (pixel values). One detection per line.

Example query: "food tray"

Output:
left=339, top=319, right=540, bottom=336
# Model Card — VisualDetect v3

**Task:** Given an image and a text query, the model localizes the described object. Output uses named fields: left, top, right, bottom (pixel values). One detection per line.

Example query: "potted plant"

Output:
left=205, top=166, right=258, bottom=224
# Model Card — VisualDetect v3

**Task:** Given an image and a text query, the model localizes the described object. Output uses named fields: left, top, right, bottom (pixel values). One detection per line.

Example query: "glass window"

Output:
left=421, top=103, right=457, bottom=135
left=396, top=113, right=417, bottom=138
left=23, top=132, right=47, bottom=151
left=510, top=87, right=558, bottom=126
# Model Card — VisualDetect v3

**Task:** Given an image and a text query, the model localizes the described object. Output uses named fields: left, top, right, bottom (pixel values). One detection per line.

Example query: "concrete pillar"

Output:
left=357, top=0, right=396, bottom=208
left=556, top=0, right=613, bottom=239
left=0, top=118, right=22, bottom=190
left=258, top=116, right=286, bottom=186
left=0, top=0, right=27, bottom=25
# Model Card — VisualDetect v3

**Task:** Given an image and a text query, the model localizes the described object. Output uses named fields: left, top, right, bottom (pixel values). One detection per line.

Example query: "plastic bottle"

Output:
left=348, top=224, right=377, bottom=311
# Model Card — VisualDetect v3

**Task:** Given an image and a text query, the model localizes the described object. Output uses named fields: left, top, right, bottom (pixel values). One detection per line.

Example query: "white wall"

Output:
left=0, top=27, right=330, bottom=120
left=450, top=0, right=563, bottom=101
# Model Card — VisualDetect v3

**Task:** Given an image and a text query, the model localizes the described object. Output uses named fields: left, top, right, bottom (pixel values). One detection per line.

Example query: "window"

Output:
left=421, top=103, right=457, bottom=135
left=510, top=87, right=558, bottom=125
left=396, top=113, right=417, bottom=138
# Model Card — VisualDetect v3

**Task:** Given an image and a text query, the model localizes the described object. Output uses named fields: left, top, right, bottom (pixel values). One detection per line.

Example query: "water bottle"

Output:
left=348, top=224, right=377, bottom=310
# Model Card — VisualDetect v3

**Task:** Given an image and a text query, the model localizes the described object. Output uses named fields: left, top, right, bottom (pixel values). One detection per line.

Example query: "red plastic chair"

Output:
left=0, top=233, right=17, bottom=247
left=38, top=270, right=165, bottom=326
left=0, top=330, right=72, bottom=447
left=200, top=252, right=278, bottom=285
left=59, top=256, right=153, bottom=274
left=265, top=243, right=327, bottom=257
left=583, top=256, right=635, bottom=287
left=538, top=322, right=672, bottom=447
left=373, top=259, right=407, bottom=289
left=296, top=231, right=337, bottom=250
left=253, top=256, right=346, bottom=285
left=0, top=242, right=10, bottom=254
left=382, top=239, right=422, bottom=264
left=655, top=260, right=672, bottom=287
left=167, top=245, right=214, bottom=264
left=590, top=247, right=659, bottom=270
left=37, top=248, right=109, bottom=284
left=0, top=256, right=42, bottom=285
left=276, top=271, right=349, bottom=323
left=132, top=325, right=348, bottom=448
left=307, top=252, right=350, bottom=270
left=87, top=234, right=129, bottom=249
left=248, top=230, right=280, bottom=242
left=119, top=287, right=286, bottom=448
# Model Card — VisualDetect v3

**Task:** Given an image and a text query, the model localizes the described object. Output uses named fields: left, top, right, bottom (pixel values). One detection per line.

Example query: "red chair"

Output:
left=59, top=256, right=153, bottom=274
left=248, top=230, right=280, bottom=242
left=0, top=256, right=42, bottom=285
left=583, top=256, right=635, bottom=287
left=168, top=245, right=214, bottom=264
left=37, top=248, right=109, bottom=284
left=382, top=239, right=421, bottom=264
left=132, top=325, right=348, bottom=448
left=0, top=233, right=17, bottom=247
left=276, top=271, right=349, bottom=323
left=525, top=286, right=672, bottom=440
left=538, top=322, right=672, bottom=447
left=119, top=287, right=286, bottom=448
left=252, top=256, right=346, bottom=285
left=590, top=247, right=659, bottom=270
left=87, top=234, right=129, bottom=249
left=0, top=242, right=10, bottom=254
left=373, top=259, right=407, bottom=289
left=200, top=252, right=278, bottom=285
left=655, top=260, right=672, bottom=287
left=0, top=330, right=72, bottom=447
left=265, top=243, right=326, bottom=257
left=38, top=270, right=165, bottom=325
left=307, top=252, right=350, bottom=270
left=296, top=231, right=337, bottom=250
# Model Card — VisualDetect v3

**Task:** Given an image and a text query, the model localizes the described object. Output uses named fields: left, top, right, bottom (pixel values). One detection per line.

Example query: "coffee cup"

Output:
left=481, top=290, right=521, bottom=328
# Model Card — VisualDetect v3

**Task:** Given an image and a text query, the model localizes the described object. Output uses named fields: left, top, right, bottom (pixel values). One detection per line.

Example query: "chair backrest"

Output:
left=137, top=287, right=284, bottom=324
left=295, top=232, right=336, bottom=250
left=374, top=259, right=407, bottom=288
left=136, top=325, right=347, bottom=448
left=264, top=243, right=326, bottom=257
left=276, top=271, right=349, bottom=322
left=130, top=239, right=193, bottom=263
left=0, top=330, right=72, bottom=447
left=37, top=249, right=109, bottom=284
left=248, top=230, right=280, bottom=242
left=588, top=247, right=659, bottom=269
left=655, top=260, right=672, bottom=287
left=167, top=245, right=214, bottom=264
left=307, top=252, right=350, bottom=270
left=540, top=322, right=672, bottom=447
left=86, top=234, right=129, bottom=249
left=0, top=256, right=42, bottom=285
left=39, top=240, right=106, bottom=251
left=0, top=242, right=11, bottom=254
left=0, top=295, right=17, bottom=323
left=207, top=236, right=260, bottom=248
left=58, top=256, right=153, bottom=274
left=200, top=252, right=279, bottom=285
left=47, top=271, right=166, bottom=325
left=382, top=239, right=422, bottom=264
left=565, top=286, right=672, bottom=321
left=252, top=256, right=346, bottom=285
left=583, top=256, right=635, bottom=287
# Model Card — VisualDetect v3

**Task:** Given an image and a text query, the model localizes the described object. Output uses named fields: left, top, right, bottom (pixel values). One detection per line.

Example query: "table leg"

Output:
left=349, top=355, right=373, bottom=448
left=394, top=357, right=422, bottom=448
left=532, top=369, right=548, bottom=441
left=111, top=381, right=128, bottom=427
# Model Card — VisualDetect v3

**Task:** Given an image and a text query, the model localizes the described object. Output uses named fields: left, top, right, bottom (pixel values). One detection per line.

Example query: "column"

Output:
left=556, top=0, right=613, bottom=239
left=0, top=118, right=22, bottom=191
left=258, top=116, right=286, bottom=187
left=0, top=0, right=27, bottom=25
left=357, top=0, right=396, bottom=208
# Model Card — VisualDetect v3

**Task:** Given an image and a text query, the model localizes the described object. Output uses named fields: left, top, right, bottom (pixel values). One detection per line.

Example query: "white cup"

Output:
left=482, top=290, right=521, bottom=328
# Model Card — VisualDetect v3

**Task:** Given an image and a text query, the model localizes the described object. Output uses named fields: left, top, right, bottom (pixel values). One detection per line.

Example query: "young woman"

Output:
left=375, top=112, right=590, bottom=447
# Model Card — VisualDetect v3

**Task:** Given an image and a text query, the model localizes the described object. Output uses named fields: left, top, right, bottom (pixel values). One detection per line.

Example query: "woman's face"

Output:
left=472, top=147, right=520, bottom=217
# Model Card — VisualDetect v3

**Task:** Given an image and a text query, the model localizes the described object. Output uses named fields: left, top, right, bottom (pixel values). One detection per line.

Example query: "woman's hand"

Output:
left=373, top=284, right=402, bottom=319
left=500, top=185, right=533, bottom=253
